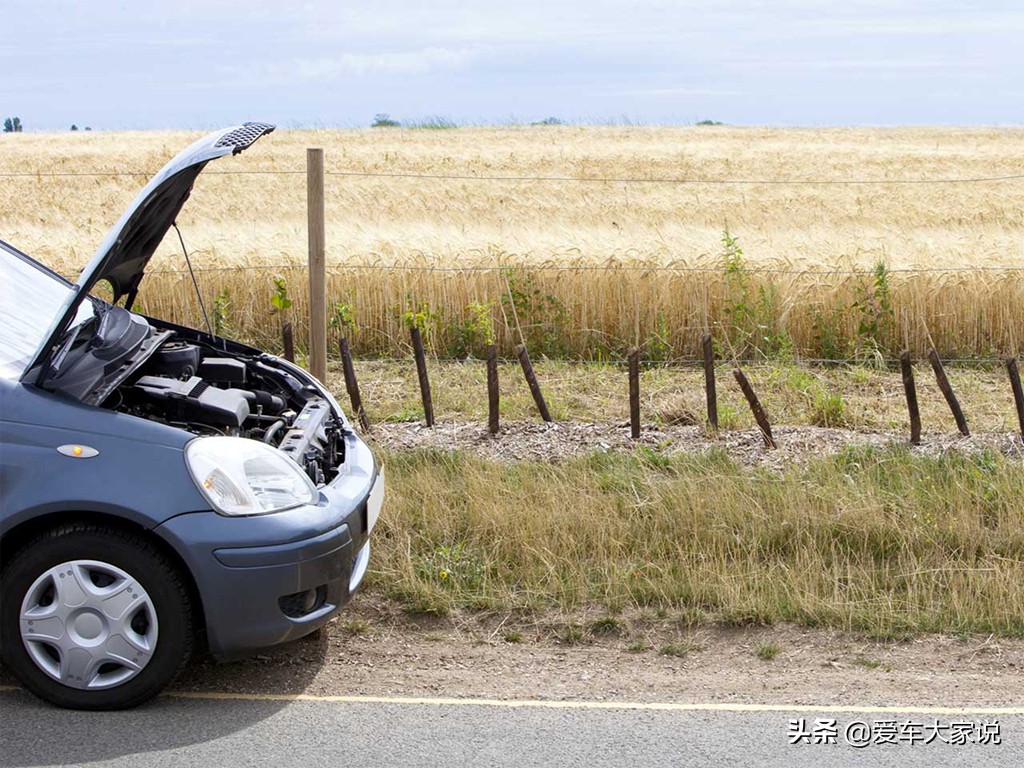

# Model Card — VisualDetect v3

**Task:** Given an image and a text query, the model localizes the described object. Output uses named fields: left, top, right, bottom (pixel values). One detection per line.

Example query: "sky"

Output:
left=2, top=0, right=1022, bottom=130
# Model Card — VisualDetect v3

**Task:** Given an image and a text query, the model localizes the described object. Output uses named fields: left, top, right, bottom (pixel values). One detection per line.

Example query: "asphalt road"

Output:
left=1, top=689, right=1021, bottom=768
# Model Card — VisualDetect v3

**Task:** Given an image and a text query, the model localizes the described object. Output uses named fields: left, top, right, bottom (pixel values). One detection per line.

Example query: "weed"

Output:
left=501, top=268, right=570, bottom=356
left=852, top=260, right=895, bottom=356
left=339, top=618, right=370, bottom=636
left=645, top=312, right=673, bottom=362
left=756, top=640, right=781, bottom=661
left=398, top=298, right=437, bottom=333
left=503, top=631, right=523, bottom=644
left=588, top=616, right=626, bottom=636
left=853, top=656, right=893, bottom=672
left=329, top=300, right=358, bottom=338
left=720, top=228, right=792, bottom=359
left=811, top=390, right=847, bottom=427
left=448, top=301, right=495, bottom=358
left=212, top=288, right=231, bottom=337
left=270, top=275, right=292, bottom=315
left=626, top=640, right=648, bottom=652
left=659, top=638, right=703, bottom=658
left=561, top=624, right=587, bottom=645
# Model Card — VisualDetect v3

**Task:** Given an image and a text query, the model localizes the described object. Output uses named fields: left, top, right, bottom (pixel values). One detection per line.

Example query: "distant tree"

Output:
left=84, top=126, right=92, bottom=131
left=531, top=117, right=564, bottom=126
left=371, top=113, right=401, bottom=128
left=3, top=117, right=22, bottom=133
left=71, top=124, right=79, bottom=131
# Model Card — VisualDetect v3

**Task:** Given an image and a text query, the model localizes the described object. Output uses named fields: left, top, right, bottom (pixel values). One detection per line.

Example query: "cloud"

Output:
left=241, top=46, right=483, bottom=84
left=626, top=87, right=745, bottom=97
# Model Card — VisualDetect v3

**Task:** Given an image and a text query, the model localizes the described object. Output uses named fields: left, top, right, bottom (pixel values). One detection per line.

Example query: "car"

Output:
left=0, top=122, right=384, bottom=710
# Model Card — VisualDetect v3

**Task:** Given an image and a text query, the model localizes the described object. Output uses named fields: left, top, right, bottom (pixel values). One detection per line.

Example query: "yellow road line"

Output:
left=2, top=685, right=1020, bottom=714
left=165, top=691, right=1024, bottom=715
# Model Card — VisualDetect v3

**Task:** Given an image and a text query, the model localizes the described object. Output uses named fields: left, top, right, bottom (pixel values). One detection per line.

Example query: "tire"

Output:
left=0, top=524, right=194, bottom=710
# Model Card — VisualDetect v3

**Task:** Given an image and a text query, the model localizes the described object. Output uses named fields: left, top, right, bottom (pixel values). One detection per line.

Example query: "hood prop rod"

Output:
left=172, top=221, right=219, bottom=348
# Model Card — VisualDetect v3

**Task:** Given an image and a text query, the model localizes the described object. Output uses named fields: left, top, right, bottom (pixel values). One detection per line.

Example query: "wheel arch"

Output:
left=0, top=510, right=207, bottom=640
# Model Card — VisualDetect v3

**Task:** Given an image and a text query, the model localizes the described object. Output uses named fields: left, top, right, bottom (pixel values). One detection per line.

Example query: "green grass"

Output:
left=756, top=640, right=782, bottom=661
left=368, top=445, right=1024, bottom=637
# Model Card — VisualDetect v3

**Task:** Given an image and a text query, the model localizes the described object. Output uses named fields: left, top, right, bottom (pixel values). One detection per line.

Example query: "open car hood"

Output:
left=30, top=122, right=274, bottom=382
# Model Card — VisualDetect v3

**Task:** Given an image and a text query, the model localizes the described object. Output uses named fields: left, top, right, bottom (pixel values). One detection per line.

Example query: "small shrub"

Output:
left=720, top=228, right=791, bottom=359
left=811, top=306, right=849, bottom=362
left=503, top=631, right=523, bottom=644
left=329, top=300, right=358, bottom=338
left=756, top=640, right=781, bottom=661
left=447, top=301, right=495, bottom=358
left=270, top=276, right=292, bottom=315
left=852, top=260, right=895, bottom=356
left=371, top=113, right=401, bottom=128
left=501, top=268, right=570, bottom=357
left=626, top=640, right=648, bottom=652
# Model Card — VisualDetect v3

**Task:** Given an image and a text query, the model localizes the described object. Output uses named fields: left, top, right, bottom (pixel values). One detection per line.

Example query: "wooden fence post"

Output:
left=282, top=322, right=294, bottom=363
left=1008, top=357, right=1024, bottom=444
left=702, top=334, right=718, bottom=431
left=628, top=348, right=641, bottom=439
left=487, top=344, right=500, bottom=435
left=899, top=351, right=922, bottom=446
left=927, top=348, right=970, bottom=436
left=733, top=368, right=776, bottom=448
left=516, top=344, right=553, bottom=422
left=410, top=327, right=434, bottom=427
left=339, top=337, right=370, bottom=432
left=306, top=148, right=327, bottom=383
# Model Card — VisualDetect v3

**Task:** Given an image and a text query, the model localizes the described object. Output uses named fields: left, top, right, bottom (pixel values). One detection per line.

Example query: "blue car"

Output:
left=0, top=123, right=383, bottom=710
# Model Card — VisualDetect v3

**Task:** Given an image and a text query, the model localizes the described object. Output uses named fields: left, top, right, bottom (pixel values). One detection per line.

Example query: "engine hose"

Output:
left=262, top=419, right=287, bottom=445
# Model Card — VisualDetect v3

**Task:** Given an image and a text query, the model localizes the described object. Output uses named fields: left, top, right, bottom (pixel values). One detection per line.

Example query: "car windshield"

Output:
left=0, top=243, right=94, bottom=380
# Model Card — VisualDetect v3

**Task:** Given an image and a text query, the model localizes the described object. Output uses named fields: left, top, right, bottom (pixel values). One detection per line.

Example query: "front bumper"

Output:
left=156, top=433, right=381, bottom=657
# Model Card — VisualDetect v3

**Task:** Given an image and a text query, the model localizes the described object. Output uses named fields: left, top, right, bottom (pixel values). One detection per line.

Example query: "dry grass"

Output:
left=370, top=445, right=1024, bottom=638
left=2, top=126, right=1023, bottom=358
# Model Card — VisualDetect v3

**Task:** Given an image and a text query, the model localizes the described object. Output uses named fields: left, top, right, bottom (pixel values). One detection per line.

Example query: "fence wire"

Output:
left=2, top=169, right=1024, bottom=185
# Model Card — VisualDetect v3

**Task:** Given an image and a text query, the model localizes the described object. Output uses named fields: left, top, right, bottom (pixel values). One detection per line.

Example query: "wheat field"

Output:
left=2, top=126, right=1022, bottom=358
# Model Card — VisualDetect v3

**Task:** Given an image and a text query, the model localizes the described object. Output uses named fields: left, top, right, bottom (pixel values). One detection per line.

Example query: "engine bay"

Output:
left=109, top=336, right=347, bottom=485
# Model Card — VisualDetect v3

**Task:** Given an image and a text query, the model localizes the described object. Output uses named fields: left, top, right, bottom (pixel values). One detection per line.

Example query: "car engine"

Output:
left=113, top=337, right=347, bottom=485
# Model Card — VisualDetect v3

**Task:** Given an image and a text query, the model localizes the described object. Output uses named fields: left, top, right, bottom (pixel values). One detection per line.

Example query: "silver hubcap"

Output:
left=19, top=560, right=158, bottom=690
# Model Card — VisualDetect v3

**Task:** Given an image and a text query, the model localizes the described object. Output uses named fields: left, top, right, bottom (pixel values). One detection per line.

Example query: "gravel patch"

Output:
left=367, top=420, right=1024, bottom=468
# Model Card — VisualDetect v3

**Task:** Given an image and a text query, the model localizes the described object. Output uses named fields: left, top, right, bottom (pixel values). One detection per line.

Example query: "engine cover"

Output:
left=134, top=375, right=249, bottom=428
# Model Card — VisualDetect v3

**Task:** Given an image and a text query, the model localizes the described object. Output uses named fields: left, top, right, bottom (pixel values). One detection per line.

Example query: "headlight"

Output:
left=185, top=436, right=318, bottom=516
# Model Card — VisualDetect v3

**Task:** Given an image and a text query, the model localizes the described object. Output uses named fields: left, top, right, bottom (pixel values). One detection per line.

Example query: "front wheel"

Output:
left=0, top=524, right=194, bottom=710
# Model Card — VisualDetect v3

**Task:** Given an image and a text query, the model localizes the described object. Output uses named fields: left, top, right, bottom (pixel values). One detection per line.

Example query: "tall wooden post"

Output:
left=927, top=348, right=969, bottom=437
left=517, top=344, right=553, bottom=422
left=307, top=148, right=327, bottom=383
left=486, top=344, right=500, bottom=435
left=1008, top=357, right=1024, bottom=444
left=628, top=348, right=641, bottom=439
left=733, top=368, right=776, bottom=448
left=411, top=327, right=435, bottom=427
left=702, top=334, right=718, bottom=431
left=899, top=351, right=922, bottom=446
